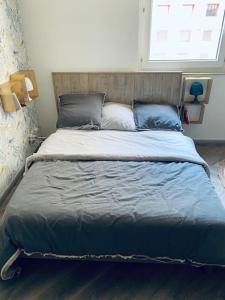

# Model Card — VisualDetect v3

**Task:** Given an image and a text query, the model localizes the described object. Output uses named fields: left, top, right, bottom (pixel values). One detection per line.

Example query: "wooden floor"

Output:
left=0, top=144, right=225, bottom=300
left=2, top=259, right=225, bottom=300
left=197, top=144, right=225, bottom=203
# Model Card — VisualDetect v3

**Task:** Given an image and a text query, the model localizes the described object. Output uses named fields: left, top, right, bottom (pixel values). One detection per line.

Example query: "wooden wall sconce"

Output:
left=0, top=70, right=38, bottom=112
left=0, top=82, right=21, bottom=113
left=10, top=70, right=39, bottom=104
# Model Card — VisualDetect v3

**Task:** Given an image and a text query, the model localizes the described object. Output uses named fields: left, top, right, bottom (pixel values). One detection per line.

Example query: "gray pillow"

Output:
left=133, top=101, right=182, bottom=131
left=57, top=93, right=105, bottom=129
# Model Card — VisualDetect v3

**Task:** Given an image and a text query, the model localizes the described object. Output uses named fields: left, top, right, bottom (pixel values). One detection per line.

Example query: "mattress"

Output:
left=0, top=130, right=224, bottom=280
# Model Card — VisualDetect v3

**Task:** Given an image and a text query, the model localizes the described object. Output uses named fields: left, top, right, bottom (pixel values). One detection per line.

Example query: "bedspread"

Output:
left=0, top=130, right=224, bottom=280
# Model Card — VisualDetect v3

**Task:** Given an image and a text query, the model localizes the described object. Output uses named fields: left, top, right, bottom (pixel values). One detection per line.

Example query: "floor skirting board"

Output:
left=194, top=140, right=225, bottom=145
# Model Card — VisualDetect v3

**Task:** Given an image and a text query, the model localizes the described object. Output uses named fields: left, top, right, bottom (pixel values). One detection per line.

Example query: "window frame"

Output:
left=206, top=3, right=219, bottom=16
left=138, top=0, right=225, bottom=71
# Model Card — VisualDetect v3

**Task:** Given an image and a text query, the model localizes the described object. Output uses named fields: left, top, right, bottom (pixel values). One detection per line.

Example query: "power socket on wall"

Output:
left=28, top=127, right=45, bottom=145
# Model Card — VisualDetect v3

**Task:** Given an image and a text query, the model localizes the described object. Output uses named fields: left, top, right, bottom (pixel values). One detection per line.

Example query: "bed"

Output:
left=1, top=72, right=225, bottom=280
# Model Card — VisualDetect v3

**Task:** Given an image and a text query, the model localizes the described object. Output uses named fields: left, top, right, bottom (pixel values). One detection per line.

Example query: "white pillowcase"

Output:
left=101, top=102, right=136, bottom=131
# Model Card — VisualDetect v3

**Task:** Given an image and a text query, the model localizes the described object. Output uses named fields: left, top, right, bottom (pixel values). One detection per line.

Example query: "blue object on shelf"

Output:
left=190, top=82, right=203, bottom=104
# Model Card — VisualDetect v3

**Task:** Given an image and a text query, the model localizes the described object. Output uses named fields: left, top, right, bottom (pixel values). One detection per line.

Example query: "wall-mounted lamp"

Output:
left=25, top=77, right=34, bottom=101
left=190, top=82, right=204, bottom=104
left=0, top=70, right=38, bottom=112
left=0, top=82, right=21, bottom=113
left=25, top=77, right=34, bottom=92
left=182, top=77, right=212, bottom=124
left=10, top=70, right=38, bottom=104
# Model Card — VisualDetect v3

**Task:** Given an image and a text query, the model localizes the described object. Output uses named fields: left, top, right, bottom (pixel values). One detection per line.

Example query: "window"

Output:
left=139, top=0, right=225, bottom=70
left=180, top=30, right=191, bottom=42
left=203, top=30, right=212, bottom=41
left=206, top=3, right=219, bottom=16
left=157, top=30, right=168, bottom=42
left=158, top=4, right=170, bottom=15
left=182, top=4, right=195, bottom=16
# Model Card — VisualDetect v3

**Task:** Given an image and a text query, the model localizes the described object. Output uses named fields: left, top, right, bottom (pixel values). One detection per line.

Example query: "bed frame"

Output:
left=52, top=72, right=182, bottom=111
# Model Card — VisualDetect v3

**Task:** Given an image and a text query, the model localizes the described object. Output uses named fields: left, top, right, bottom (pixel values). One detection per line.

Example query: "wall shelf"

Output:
left=183, top=103, right=205, bottom=124
left=181, top=76, right=213, bottom=124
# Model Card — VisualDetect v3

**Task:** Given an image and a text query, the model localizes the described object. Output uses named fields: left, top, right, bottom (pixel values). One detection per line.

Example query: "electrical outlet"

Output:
left=28, top=127, right=39, bottom=136
left=28, top=127, right=40, bottom=143
left=28, top=134, right=38, bottom=144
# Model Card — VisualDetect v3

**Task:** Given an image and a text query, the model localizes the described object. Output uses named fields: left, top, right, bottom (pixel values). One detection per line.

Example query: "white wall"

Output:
left=19, top=0, right=225, bottom=140
left=18, top=0, right=139, bottom=135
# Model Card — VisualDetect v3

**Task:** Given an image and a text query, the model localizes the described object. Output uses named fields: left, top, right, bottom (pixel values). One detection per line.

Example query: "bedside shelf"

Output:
left=182, top=77, right=213, bottom=104
left=181, top=76, right=213, bottom=124
left=182, top=103, right=205, bottom=124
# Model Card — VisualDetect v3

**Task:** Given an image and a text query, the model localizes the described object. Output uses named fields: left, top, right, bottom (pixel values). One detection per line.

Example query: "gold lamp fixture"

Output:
left=0, top=70, right=38, bottom=113
left=10, top=70, right=39, bottom=104
left=0, top=82, right=20, bottom=113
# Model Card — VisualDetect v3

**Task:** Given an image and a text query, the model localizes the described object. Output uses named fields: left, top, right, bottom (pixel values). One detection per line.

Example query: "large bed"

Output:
left=1, top=72, right=225, bottom=280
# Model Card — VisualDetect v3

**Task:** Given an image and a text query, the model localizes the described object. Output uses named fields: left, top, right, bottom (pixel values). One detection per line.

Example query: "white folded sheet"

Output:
left=26, top=129, right=209, bottom=175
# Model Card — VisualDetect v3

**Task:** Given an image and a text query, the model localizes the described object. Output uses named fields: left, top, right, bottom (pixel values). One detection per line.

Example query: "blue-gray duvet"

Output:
left=1, top=159, right=225, bottom=280
left=0, top=130, right=225, bottom=280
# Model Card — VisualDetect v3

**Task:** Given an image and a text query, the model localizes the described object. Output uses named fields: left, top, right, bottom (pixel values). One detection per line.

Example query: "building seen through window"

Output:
left=149, top=0, right=225, bottom=61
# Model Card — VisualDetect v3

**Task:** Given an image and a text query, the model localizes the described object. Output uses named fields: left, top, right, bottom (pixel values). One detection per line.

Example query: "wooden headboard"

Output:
left=52, top=72, right=182, bottom=112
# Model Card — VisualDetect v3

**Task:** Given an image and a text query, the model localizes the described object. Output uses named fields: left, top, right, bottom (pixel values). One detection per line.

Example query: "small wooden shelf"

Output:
left=181, top=76, right=213, bottom=124
left=182, top=77, right=213, bottom=104
left=182, top=103, right=205, bottom=124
